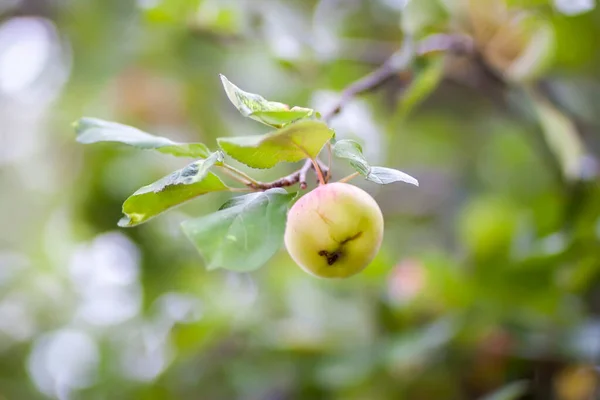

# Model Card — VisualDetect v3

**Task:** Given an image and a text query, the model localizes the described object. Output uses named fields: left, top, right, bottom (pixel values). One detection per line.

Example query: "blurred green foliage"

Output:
left=1, top=0, right=599, bottom=399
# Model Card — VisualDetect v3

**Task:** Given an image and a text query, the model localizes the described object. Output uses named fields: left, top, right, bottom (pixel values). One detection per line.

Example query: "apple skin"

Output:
left=284, top=182, right=384, bottom=278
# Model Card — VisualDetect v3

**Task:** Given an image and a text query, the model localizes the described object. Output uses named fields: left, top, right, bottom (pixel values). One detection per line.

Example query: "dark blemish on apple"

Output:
left=318, top=250, right=341, bottom=265
left=318, top=231, right=363, bottom=266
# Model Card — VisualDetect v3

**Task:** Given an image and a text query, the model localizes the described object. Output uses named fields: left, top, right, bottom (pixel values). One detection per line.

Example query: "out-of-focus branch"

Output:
left=320, top=36, right=415, bottom=122
left=245, top=34, right=473, bottom=192
left=321, top=33, right=474, bottom=122
left=416, top=33, right=474, bottom=56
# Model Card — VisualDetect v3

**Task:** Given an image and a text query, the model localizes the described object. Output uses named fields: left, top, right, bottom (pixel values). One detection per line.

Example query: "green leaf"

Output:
left=217, top=119, right=334, bottom=169
left=181, top=188, right=296, bottom=271
left=74, top=117, right=210, bottom=158
left=220, top=74, right=316, bottom=128
left=118, top=152, right=228, bottom=227
left=331, top=140, right=370, bottom=175
left=526, top=89, right=586, bottom=181
left=142, top=0, right=202, bottom=24
left=193, top=2, right=243, bottom=35
left=397, top=56, right=445, bottom=118
left=401, top=0, right=448, bottom=36
left=249, top=108, right=316, bottom=128
left=479, top=381, right=529, bottom=400
left=385, top=316, right=459, bottom=368
left=367, top=167, right=420, bottom=186
left=333, top=139, right=419, bottom=186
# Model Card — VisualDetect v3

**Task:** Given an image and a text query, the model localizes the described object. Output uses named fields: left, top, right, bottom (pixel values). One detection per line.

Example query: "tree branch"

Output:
left=247, top=158, right=329, bottom=191
left=320, top=36, right=416, bottom=122
left=244, top=34, right=473, bottom=192
left=320, top=34, right=474, bottom=122
left=298, top=158, right=315, bottom=189
left=416, top=33, right=474, bottom=57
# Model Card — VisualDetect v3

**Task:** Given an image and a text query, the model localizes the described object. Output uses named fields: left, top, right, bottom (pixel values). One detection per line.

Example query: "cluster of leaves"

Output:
left=74, top=76, right=418, bottom=273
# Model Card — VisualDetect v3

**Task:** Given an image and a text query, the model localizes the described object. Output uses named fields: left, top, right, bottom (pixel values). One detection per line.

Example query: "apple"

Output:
left=284, top=182, right=384, bottom=278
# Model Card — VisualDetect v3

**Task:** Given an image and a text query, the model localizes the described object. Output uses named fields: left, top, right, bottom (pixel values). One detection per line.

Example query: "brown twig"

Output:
left=298, top=158, right=314, bottom=189
left=247, top=159, right=329, bottom=191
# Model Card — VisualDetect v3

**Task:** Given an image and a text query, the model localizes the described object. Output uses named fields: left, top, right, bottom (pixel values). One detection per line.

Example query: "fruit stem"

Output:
left=311, top=158, right=326, bottom=185
left=326, top=141, right=332, bottom=182
left=337, top=172, right=360, bottom=184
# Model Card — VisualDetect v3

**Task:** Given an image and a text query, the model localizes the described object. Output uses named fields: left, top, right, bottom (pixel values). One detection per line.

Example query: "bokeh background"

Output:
left=1, top=0, right=600, bottom=399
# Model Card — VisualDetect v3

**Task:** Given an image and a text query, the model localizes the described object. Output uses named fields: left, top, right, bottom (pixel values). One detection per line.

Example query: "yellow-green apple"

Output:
left=284, top=182, right=384, bottom=278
